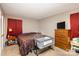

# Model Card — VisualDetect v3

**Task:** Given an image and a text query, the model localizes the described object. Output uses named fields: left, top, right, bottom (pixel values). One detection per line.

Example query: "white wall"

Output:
left=23, top=19, right=39, bottom=33
left=39, top=8, right=79, bottom=38
left=39, top=13, right=70, bottom=38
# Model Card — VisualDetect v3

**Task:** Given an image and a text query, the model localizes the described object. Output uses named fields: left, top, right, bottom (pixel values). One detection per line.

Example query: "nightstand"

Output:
left=7, top=35, right=17, bottom=46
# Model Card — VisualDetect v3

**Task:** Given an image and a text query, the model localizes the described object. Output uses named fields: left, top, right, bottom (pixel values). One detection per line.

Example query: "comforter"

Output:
left=17, top=32, right=53, bottom=56
left=17, top=32, right=41, bottom=56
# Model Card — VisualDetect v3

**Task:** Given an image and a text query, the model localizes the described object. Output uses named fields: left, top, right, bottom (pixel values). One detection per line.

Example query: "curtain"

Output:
left=70, top=13, right=79, bottom=38
left=7, top=18, right=22, bottom=37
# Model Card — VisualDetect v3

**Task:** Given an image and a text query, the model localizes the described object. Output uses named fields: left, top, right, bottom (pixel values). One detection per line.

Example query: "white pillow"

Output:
left=72, top=38, right=79, bottom=43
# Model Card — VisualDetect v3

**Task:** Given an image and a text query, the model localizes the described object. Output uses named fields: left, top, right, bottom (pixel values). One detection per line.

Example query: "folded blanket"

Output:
left=36, top=35, right=53, bottom=49
left=36, top=35, right=53, bottom=42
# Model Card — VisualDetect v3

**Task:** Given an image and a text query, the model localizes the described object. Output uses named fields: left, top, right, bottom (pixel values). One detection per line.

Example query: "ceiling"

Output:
left=1, top=3, right=79, bottom=20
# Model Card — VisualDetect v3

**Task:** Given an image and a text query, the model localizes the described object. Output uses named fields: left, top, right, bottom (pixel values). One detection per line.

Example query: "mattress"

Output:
left=36, top=37, right=53, bottom=49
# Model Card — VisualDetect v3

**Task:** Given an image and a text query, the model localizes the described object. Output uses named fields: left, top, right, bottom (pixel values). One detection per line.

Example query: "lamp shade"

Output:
left=9, top=28, right=12, bottom=32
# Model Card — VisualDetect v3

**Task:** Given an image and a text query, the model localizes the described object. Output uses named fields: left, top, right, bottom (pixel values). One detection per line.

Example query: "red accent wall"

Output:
left=70, top=13, right=79, bottom=38
left=7, top=18, right=22, bottom=36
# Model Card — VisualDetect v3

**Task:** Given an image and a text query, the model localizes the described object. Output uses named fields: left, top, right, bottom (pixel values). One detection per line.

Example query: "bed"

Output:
left=17, top=32, right=53, bottom=56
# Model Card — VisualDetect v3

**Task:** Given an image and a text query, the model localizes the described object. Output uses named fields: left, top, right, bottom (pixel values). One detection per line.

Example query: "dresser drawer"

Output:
left=55, top=37, right=70, bottom=44
left=55, top=30, right=68, bottom=36
left=55, top=41, right=70, bottom=51
left=55, top=35, right=68, bottom=39
left=55, top=39, right=69, bottom=44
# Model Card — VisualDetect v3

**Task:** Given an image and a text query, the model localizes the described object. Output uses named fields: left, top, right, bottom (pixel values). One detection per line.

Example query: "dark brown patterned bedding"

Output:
left=17, top=32, right=41, bottom=56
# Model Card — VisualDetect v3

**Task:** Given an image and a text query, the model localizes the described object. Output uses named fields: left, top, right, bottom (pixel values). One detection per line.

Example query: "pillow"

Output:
left=72, top=38, right=79, bottom=43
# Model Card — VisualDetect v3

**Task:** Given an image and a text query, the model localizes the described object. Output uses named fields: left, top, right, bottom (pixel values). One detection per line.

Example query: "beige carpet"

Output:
left=1, top=45, right=79, bottom=56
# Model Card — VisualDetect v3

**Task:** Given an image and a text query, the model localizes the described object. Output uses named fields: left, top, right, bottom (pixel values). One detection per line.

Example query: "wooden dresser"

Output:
left=55, top=29, right=71, bottom=51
